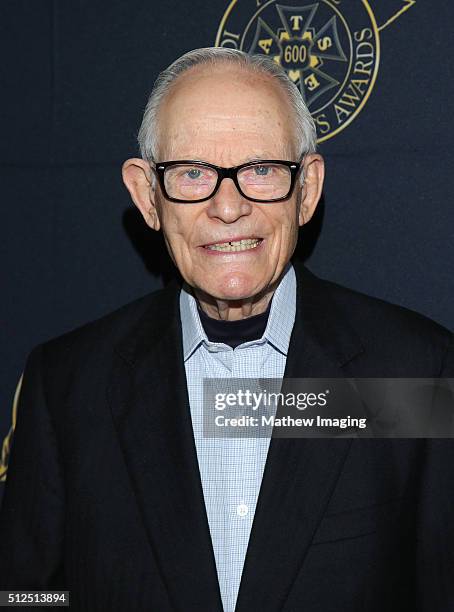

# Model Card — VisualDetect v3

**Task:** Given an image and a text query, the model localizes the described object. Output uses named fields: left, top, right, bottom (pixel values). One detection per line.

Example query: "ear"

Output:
left=298, top=153, right=325, bottom=226
left=122, top=158, right=160, bottom=231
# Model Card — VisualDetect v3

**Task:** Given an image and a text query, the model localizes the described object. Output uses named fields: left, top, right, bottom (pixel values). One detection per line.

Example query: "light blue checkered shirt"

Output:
left=180, top=264, right=296, bottom=612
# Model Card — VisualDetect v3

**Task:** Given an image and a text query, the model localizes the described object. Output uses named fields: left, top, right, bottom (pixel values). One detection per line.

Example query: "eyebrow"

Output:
left=236, top=153, right=290, bottom=164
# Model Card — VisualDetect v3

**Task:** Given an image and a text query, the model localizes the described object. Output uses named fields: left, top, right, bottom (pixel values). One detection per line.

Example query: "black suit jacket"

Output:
left=1, top=262, right=454, bottom=611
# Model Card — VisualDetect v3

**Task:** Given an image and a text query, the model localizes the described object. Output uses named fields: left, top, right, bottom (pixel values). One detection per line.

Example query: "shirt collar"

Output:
left=180, top=263, right=296, bottom=361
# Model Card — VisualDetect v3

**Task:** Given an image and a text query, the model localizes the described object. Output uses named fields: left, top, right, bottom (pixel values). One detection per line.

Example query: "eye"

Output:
left=254, top=165, right=270, bottom=176
left=187, top=168, right=202, bottom=179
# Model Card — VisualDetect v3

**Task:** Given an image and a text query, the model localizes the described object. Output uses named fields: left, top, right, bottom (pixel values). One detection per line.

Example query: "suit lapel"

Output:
left=108, top=282, right=223, bottom=612
left=235, top=263, right=364, bottom=612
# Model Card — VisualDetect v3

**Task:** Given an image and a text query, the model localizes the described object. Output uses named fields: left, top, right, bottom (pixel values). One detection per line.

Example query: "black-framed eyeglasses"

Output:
left=152, top=159, right=302, bottom=203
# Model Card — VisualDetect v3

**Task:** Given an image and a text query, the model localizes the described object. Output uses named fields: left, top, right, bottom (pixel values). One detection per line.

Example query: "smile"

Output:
left=204, top=238, right=263, bottom=252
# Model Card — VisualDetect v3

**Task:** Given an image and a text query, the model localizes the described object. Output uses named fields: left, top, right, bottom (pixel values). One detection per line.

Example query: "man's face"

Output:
left=126, top=65, right=323, bottom=304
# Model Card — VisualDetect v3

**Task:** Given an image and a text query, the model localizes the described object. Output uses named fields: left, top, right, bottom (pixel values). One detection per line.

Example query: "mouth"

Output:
left=203, top=237, right=263, bottom=253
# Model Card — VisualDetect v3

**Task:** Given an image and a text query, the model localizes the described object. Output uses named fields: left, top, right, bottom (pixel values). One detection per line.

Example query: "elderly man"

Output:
left=1, top=48, right=453, bottom=612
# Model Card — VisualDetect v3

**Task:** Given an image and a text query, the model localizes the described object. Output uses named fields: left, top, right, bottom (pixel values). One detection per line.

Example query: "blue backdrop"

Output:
left=1, top=0, right=453, bottom=497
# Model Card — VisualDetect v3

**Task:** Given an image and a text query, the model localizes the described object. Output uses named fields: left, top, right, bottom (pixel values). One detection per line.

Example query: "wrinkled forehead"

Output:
left=155, top=65, right=298, bottom=160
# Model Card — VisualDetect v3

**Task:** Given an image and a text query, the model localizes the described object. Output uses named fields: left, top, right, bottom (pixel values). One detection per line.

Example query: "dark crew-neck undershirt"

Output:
left=197, top=300, right=272, bottom=349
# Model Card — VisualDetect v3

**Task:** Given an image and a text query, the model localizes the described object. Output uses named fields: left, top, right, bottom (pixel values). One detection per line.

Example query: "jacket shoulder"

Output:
left=319, top=275, right=451, bottom=341
left=305, top=269, right=453, bottom=375
left=36, top=283, right=178, bottom=366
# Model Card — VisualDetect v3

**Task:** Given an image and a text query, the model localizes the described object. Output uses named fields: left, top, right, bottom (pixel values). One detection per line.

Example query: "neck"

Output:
left=194, top=279, right=280, bottom=321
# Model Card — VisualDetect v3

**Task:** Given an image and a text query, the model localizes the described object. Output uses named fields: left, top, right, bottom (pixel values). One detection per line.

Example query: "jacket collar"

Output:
left=286, top=261, right=365, bottom=377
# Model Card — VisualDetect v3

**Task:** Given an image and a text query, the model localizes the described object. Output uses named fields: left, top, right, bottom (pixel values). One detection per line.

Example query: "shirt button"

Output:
left=237, top=503, right=249, bottom=518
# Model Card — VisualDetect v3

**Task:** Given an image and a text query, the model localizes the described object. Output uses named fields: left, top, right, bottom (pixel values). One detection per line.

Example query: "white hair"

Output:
left=137, top=47, right=317, bottom=164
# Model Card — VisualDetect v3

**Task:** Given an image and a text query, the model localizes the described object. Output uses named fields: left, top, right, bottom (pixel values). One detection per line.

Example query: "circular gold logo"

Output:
left=215, top=1, right=380, bottom=143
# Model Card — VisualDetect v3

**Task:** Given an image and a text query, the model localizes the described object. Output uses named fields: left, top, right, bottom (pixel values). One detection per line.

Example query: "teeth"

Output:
left=205, top=239, right=262, bottom=252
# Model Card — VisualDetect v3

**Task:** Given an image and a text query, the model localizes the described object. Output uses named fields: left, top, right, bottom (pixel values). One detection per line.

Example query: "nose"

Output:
left=206, top=177, right=253, bottom=223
